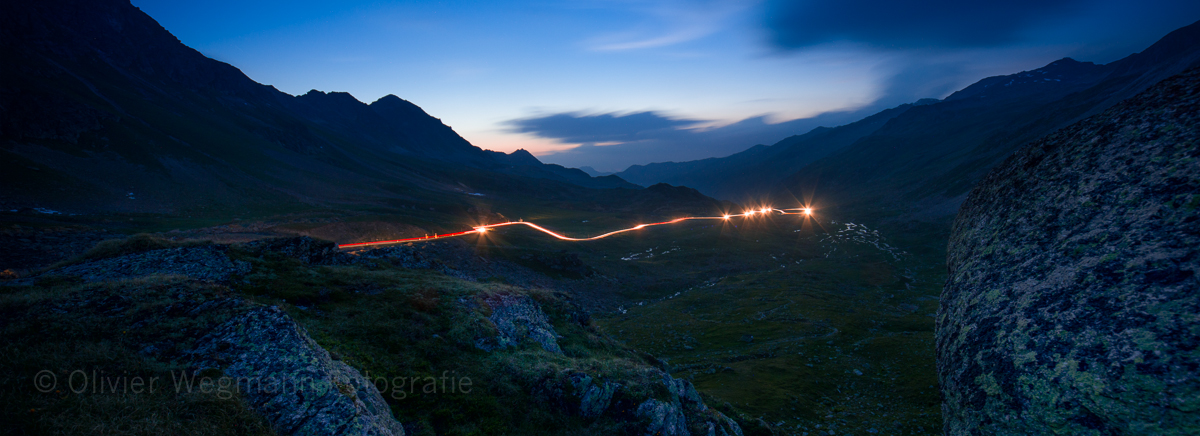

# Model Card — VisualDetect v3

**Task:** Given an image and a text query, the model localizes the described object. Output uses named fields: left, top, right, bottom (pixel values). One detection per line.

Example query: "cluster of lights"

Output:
left=341, top=204, right=816, bottom=249
left=722, top=206, right=810, bottom=218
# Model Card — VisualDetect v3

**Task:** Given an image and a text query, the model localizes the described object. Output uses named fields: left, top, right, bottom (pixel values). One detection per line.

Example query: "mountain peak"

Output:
left=299, top=89, right=363, bottom=104
left=509, top=148, right=536, bottom=158
left=370, top=94, right=432, bottom=118
left=487, top=148, right=543, bottom=166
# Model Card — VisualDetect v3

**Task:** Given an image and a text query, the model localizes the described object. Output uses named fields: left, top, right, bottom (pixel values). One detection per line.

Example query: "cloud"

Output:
left=505, top=111, right=705, bottom=144
left=763, top=0, right=1086, bottom=50
left=508, top=110, right=864, bottom=172
left=586, top=0, right=751, bottom=51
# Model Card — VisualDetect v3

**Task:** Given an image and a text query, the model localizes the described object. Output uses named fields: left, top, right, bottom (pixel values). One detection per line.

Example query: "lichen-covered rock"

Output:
left=940, top=68, right=1200, bottom=434
left=637, top=399, right=691, bottom=436
left=193, top=306, right=405, bottom=436
left=524, top=366, right=742, bottom=435
left=633, top=374, right=742, bottom=436
left=46, top=245, right=250, bottom=283
left=477, top=293, right=563, bottom=353
left=570, top=372, right=619, bottom=419
left=243, top=236, right=345, bottom=265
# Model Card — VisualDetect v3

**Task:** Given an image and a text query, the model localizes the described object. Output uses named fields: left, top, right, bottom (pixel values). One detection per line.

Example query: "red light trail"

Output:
left=337, top=207, right=813, bottom=250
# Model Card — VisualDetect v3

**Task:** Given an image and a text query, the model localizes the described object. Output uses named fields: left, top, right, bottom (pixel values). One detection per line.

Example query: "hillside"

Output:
left=778, top=20, right=1200, bottom=221
left=615, top=20, right=1200, bottom=222
left=0, top=0, right=638, bottom=218
left=615, top=102, right=921, bottom=202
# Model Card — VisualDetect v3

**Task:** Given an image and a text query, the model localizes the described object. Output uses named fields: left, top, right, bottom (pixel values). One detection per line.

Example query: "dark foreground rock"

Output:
left=46, top=245, right=251, bottom=283
left=193, top=306, right=406, bottom=436
left=940, top=68, right=1200, bottom=434
left=9, top=236, right=743, bottom=435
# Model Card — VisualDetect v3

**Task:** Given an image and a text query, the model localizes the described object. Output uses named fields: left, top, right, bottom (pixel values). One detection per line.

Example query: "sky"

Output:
left=133, top=0, right=1200, bottom=173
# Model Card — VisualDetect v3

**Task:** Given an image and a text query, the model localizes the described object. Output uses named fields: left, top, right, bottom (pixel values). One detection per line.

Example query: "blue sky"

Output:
left=133, top=0, right=1200, bottom=172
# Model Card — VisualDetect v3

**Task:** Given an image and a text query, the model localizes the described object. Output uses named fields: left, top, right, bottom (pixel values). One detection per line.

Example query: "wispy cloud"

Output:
left=585, top=0, right=752, bottom=51
left=505, top=111, right=706, bottom=144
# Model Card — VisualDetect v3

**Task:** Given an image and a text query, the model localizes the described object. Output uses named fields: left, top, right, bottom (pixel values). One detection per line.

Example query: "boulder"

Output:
left=940, top=68, right=1200, bottom=434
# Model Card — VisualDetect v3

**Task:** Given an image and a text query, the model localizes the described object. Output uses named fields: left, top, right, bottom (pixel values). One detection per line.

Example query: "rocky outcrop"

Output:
left=634, top=375, right=743, bottom=436
left=477, top=294, right=564, bottom=354
left=193, top=306, right=405, bottom=436
left=46, top=245, right=251, bottom=283
left=940, top=68, right=1200, bottom=434
left=474, top=292, right=743, bottom=435
left=530, top=369, right=743, bottom=436
left=21, top=240, right=405, bottom=435
left=20, top=236, right=742, bottom=435
left=243, top=236, right=344, bottom=265
left=568, top=372, right=620, bottom=419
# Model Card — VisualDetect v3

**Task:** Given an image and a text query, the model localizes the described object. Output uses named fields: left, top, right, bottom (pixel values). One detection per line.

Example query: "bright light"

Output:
left=340, top=205, right=815, bottom=250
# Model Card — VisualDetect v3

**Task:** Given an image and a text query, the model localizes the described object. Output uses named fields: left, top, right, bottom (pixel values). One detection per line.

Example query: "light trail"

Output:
left=337, top=206, right=814, bottom=250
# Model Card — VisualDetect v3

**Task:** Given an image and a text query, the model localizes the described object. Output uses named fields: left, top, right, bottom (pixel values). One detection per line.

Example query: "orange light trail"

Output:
left=337, top=207, right=814, bottom=250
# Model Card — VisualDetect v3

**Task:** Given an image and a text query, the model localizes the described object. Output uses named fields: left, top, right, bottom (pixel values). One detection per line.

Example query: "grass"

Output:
left=587, top=215, right=947, bottom=435
left=0, top=276, right=274, bottom=436
left=3, top=200, right=951, bottom=435
left=49, top=233, right=209, bottom=268
left=227, top=247, right=664, bottom=435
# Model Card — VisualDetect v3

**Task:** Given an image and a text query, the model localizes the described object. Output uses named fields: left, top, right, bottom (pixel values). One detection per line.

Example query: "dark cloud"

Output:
left=764, top=0, right=1086, bottom=50
left=525, top=2, right=1200, bottom=172
left=505, top=111, right=704, bottom=144
left=517, top=110, right=863, bottom=172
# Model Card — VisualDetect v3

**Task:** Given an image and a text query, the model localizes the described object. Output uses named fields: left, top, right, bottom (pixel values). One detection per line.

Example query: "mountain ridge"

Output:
left=0, top=0, right=639, bottom=216
left=780, top=19, right=1200, bottom=221
left=615, top=19, right=1200, bottom=221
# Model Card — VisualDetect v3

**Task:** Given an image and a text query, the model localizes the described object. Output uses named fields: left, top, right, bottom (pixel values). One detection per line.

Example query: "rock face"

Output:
left=193, top=306, right=406, bottom=436
left=940, top=68, right=1200, bottom=434
left=24, top=239, right=406, bottom=435
left=635, top=375, right=743, bottom=436
left=47, top=245, right=251, bottom=283
left=478, top=294, right=564, bottom=354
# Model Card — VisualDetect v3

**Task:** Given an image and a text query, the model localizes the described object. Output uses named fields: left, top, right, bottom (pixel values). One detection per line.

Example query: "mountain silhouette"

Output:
left=0, top=0, right=638, bottom=215
left=617, top=20, right=1200, bottom=221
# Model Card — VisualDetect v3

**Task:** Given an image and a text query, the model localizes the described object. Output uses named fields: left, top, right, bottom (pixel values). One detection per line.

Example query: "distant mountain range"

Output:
left=0, top=0, right=642, bottom=217
left=617, top=20, right=1200, bottom=220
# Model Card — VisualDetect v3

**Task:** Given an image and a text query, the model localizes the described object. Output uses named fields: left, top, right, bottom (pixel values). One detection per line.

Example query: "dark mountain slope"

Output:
left=615, top=102, right=920, bottom=201
left=0, top=0, right=634, bottom=216
left=774, top=19, right=1200, bottom=220
left=613, top=20, right=1200, bottom=215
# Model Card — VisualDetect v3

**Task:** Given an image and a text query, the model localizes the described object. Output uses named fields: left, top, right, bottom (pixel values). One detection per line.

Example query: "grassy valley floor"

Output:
left=585, top=217, right=947, bottom=435
left=2, top=205, right=948, bottom=435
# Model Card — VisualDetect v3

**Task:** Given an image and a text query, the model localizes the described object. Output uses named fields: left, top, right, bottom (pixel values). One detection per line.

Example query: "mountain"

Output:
left=0, top=0, right=636, bottom=216
left=578, top=166, right=614, bottom=177
left=940, top=66, right=1200, bottom=435
left=774, top=20, right=1200, bottom=220
left=615, top=101, right=926, bottom=201
left=616, top=20, right=1200, bottom=221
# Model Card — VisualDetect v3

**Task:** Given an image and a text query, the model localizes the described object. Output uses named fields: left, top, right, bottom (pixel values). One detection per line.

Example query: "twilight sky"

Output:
left=133, top=0, right=1199, bottom=172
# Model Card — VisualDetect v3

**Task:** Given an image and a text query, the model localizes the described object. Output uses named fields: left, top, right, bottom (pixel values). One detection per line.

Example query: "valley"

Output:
left=3, top=1, right=1198, bottom=435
